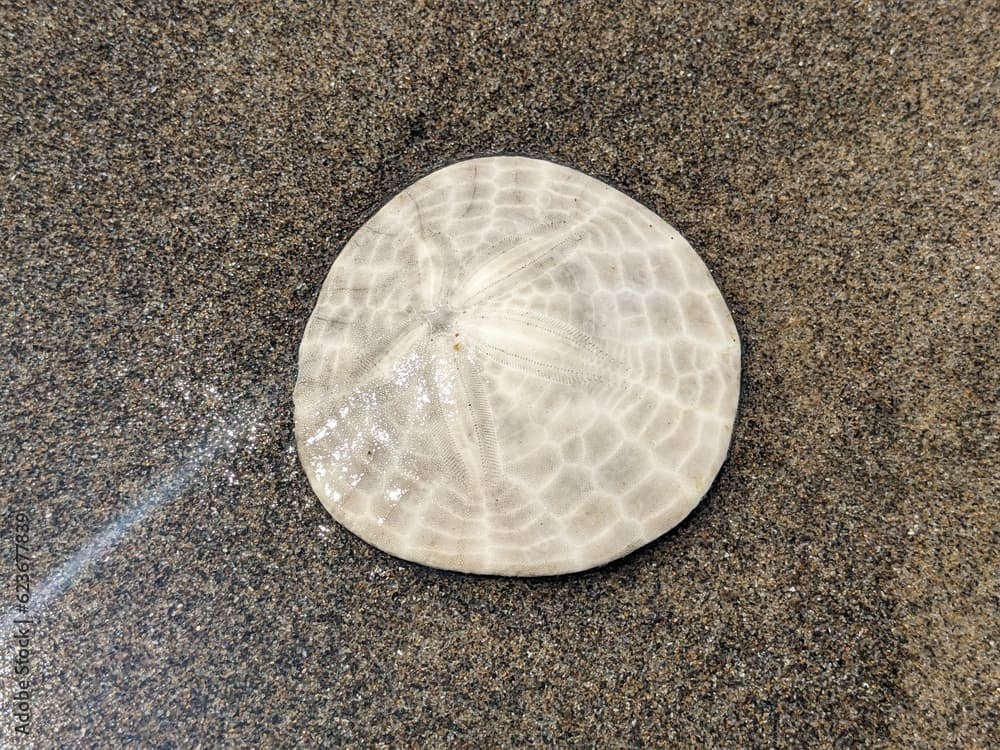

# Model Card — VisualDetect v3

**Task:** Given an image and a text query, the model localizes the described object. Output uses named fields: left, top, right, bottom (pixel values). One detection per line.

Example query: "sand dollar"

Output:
left=294, top=156, right=740, bottom=575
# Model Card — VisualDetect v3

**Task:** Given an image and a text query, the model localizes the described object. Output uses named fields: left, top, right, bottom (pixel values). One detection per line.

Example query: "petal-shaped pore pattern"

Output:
left=294, top=156, right=741, bottom=576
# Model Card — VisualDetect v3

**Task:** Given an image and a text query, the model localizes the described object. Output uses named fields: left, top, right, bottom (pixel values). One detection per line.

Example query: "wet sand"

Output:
left=3, top=1, right=996, bottom=746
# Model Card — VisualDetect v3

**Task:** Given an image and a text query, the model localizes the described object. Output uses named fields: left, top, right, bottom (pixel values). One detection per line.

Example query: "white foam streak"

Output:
left=0, top=400, right=263, bottom=636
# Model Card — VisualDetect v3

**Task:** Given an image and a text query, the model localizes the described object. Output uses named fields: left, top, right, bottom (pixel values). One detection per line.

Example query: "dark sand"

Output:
left=2, top=1, right=996, bottom=747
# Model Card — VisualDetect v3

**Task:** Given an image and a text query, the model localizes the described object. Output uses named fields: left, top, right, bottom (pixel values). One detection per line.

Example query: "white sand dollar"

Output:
left=295, top=156, right=740, bottom=576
